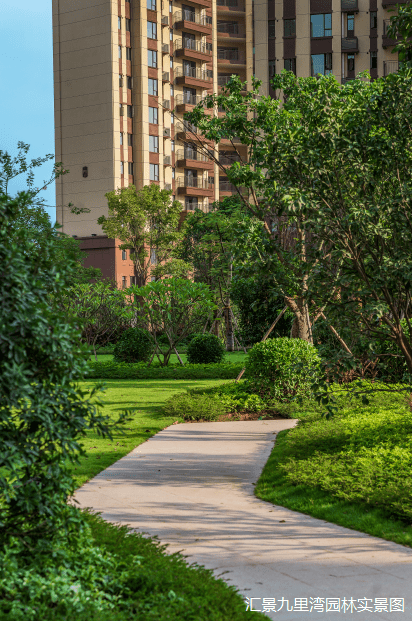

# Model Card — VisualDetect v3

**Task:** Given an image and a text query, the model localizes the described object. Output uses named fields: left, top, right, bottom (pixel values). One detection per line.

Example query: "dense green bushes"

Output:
left=113, top=327, right=153, bottom=363
left=86, top=360, right=245, bottom=380
left=246, top=337, right=320, bottom=401
left=187, top=333, right=225, bottom=364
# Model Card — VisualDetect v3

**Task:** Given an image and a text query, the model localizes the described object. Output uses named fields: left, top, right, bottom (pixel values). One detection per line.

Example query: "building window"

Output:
left=170, top=57, right=173, bottom=68
left=118, top=16, right=121, bottom=29
left=126, top=47, right=132, bottom=60
left=122, top=249, right=127, bottom=260
left=147, top=0, right=156, bottom=9
left=118, top=45, right=122, bottom=58
left=185, top=196, right=198, bottom=210
left=311, top=53, right=332, bottom=76
left=370, top=51, right=377, bottom=69
left=149, top=135, right=159, bottom=152
left=126, top=18, right=131, bottom=31
left=127, top=76, right=133, bottom=89
left=122, top=276, right=127, bottom=289
left=127, top=133, right=133, bottom=146
left=148, top=50, right=158, bottom=67
left=310, top=13, right=332, bottom=38
left=370, top=11, right=377, bottom=29
left=268, top=20, right=276, bottom=39
left=127, top=105, right=133, bottom=117
left=284, top=19, right=296, bottom=37
left=120, top=132, right=123, bottom=145
left=347, top=54, right=355, bottom=72
left=119, top=74, right=123, bottom=87
left=128, top=162, right=134, bottom=175
left=269, top=60, right=276, bottom=79
left=120, top=103, right=124, bottom=116
left=169, top=1, right=173, bottom=12
left=347, top=13, right=354, bottom=35
left=147, top=21, right=157, bottom=39
left=148, top=78, right=158, bottom=96
left=120, top=161, right=124, bottom=175
left=171, top=112, right=174, bottom=124
left=130, top=276, right=135, bottom=285
left=170, top=28, right=173, bottom=41
left=150, top=163, right=159, bottom=181
left=150, top=249, right=157, bottom=265
left=172, top=168, right=175, bottom=179
left=149, top=106, right=158, bottom=123
left=151, top=276, right=156, bottom=282
left=284, top=58, right=296, bottom=74
left=171, top=139, right=175, bottom=152
left=170, top=84, right=174, bottom=96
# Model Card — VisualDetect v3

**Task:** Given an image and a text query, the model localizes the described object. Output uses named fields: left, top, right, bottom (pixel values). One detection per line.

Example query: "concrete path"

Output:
left=75, top=420, right=412, bottom=619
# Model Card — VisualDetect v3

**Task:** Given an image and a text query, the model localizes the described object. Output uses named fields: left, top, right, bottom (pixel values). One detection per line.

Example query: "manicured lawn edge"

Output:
left=255, top=429, right=412, bottom=548
left=85, top=361, right=246, bottom=380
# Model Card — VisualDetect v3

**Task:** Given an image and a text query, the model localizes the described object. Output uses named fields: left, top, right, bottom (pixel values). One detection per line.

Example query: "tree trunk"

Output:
left=225, top=304, right=234, bottom=351
left=286, top=297, right=313, bottom=343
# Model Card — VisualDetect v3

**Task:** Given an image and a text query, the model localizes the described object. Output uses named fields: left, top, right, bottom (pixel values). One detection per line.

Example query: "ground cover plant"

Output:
left=86, top=359, right=246, bottom=380
left=255, top=386, right=412, bottom=547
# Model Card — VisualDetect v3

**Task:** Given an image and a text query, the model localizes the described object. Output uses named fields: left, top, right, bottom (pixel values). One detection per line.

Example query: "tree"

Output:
left=98, top=184, right=183, bottom=286
left=54, top=281, right=133, bottom=359
left=0, top=192, right=126, bottom=545
left=387, top=2, right=412, bottom=64
left=128, top=278, right=217, bottom=366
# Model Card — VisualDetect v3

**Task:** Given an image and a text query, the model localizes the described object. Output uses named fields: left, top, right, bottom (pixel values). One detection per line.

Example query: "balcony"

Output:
left=219, top=152, right=242, bottom=165
left=174, top=38, right=213, bottom=62
left=341, top=37, right=358, bottom=53
left=382, top=19, right=396, bottom=47
left=217, top=48, right=246, bottom=65
left=341, top=0, right=358, bottom=11
left=173, top=10, right=212, bottom=35
left=219, top=179, right=247, bottom=195
left=217, top=21, right=245, bottom=39
left=217, top=0, right=245, bottom=14
left=175, top=66, right=213, bottom=88
left=382, top=0, right=407, bottom=7
left=177, top=176, right=214, bottom=196
left=218, top=73, right=244, bottom=87
left=383, top=60, right=399, bottom=76
left=174, top=93, right=205, bottom=112
left=176, top=148, right=214, bottom=169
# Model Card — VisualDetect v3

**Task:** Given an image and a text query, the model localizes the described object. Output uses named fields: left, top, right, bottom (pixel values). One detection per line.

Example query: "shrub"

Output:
left=87, top=360, right=245, bottom=380
left=163, top=393, right=226, bottom=421
left=113, top=327, right=154, bottom=363
left=245, top=337, right=320, bottom=401
left=187, top=333, right=225, bottom=364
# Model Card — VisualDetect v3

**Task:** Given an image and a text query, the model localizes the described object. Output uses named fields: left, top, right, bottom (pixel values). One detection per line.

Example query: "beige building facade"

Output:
left=53, top=0, right=402, bottom=283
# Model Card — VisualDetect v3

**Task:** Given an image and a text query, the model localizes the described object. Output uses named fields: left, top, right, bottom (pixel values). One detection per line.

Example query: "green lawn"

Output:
left=73, top=378, right=227, bottom=488
left=92, top=351, right=248, bottom=365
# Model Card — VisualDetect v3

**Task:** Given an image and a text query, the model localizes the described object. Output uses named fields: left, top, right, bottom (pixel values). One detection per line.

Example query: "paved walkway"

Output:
left=75, top=420, right=412, bottom=619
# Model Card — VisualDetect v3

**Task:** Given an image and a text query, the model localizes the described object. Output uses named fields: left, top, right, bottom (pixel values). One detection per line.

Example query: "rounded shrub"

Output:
left=113, top=327, right=153, bottom=363
left=245, top=337, right=320, bottom=401
left=187, top=333, right=226, bottom=365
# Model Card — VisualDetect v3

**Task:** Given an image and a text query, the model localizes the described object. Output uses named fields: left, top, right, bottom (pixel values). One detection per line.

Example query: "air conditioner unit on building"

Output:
left=164, top=155, right=171, bottom=165
left=161, top=15, right=169, bottom=25
left=164, top=183, right=172, bottom=190
left=162, top=71, right=170, bottom=82
left=163, top=127, right=171, bottom=137
left=162, top=43, right=169, bottom=53
left=163, top=99, right=170, bottom=109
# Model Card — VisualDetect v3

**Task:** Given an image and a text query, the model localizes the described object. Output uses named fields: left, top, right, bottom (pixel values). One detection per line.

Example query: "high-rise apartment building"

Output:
left=53, top=0, right=401, bottom=283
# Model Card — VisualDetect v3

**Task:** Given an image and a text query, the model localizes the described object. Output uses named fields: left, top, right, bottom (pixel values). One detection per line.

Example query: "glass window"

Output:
left=347, top=13, right=354, bottom=33
left=149, top=135, right=159, bottom=152
left=170, top=1, right=173, bottom=11
left=347, top=54, right=355, bottom=72
left=122, top=276, right=127, bottom=289
left=172, top=168, right=175, bottom=179
left=310, top=13, right=332, bottom=38
left=269, top=60, right=276, bottom=79
left=127, top=105, right=133, bottom=117
left=128, top=162, right=134, bottom=175
left=311, top=53, right=332, bottom=76
left=147, top=0, right=156, bottom=9
left=130, top=276, right=135, bottom=285
left=127, top=76, right=133, bottom=89
left=118, top=45, right=122, bottom=58
left=150, top=249, right=157, bottom=265
left=170, top=28, right=173, bottom=41
left=122, top=249, right=127, bottom=260
left=284, top=19, right=296, bottom=36
left=284, top=58, right=296, bottom=74
left=185, top=196, right=198, bottom=210
left=119, top=74, right=123, bottom=87
left=370, top=51, right=377, bottom=69
left=370, top=11, right=377, bottom=29
left=127, top=133, right=133, bottom=146
left=147, top=21, right=157, bottom=39
left=268, top=20, right=276, bottom=39
left=148, top=50, right=158, bottom=67
left=171, top=139, right=175, bottom=152
left=150, top=163, right=159, bottom=181
left=126, top=47, right=132, bottom=60
left=170, top=57, right=173, bottom=68
left=148, top=78, right=158, bottom=96
left=170, top=85, right=174, bottom=96
left=120, top=161, right=124, bottom=175
left=118, top=16, right=121, bottom=29
left=149, top=107, right=158, bottom=123
left=120, top=132, right=123, bottom=145
left=126, top=18, right=131, bottom=31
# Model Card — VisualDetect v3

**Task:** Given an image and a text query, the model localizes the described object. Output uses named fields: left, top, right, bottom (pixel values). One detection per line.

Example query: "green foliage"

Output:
left=1, top=509, right=255, bottom=620
left=387, top=2, right=412, bottom=64
left=230, top=276, right=292, bottom=345
left=0, top=193, right=125, bottom=545
left=86, top=360, right=245, bottom=380
left=187, top=333, right=225, bottom=364
left=163, top=393, right=226, bottom=421
left=129, top=278, right=217, bottom=366
left=98, top=184, right=182, bottom=286
left=246, top=337, right=320, bottom=401
left=113, top=327, right=154, bottom=363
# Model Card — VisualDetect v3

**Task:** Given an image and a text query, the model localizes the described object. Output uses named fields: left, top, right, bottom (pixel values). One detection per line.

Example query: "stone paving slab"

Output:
left=74, top=420, right=412, bottom=620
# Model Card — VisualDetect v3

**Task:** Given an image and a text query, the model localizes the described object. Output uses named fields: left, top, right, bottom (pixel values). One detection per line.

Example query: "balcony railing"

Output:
left=218, top=73, right=242, bottom=86
left=217, top=48, right=245, bottom=62
left=217, top=0, right=239, bottom=6
left=219, top=180, right=246, bottom=193
left=178, top=177, right=214, bottom=189
left=219, top=153, right=242, bottom=165
left=176, top=149, right=209, bottom=162
left=175, top=93, right=205, bottom=106
left=384, top=60, right=399, bottom=76
left=175, top=67, right=213, bottom=81
left=341, top=0, right=358, bottom=10
left=341, top=37, right=358, bottom=52
left=176, top=121, right=199, bottom=134
left=174, top=39, right=213, bottom=54
left=341, top=77, right=355, bottom=85
left=217, top=21, right=240, bottom=34
left=173, top=10, right=212, bottom=26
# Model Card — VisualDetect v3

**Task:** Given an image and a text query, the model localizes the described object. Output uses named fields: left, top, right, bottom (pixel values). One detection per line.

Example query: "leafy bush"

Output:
left=246, top=337, right=320, bottom=401
left=113, top=327, right=153, bottom=363
left=187, top=333, right=225, bottom=364
left=87, top=360, right=245, bottom=380
left=163, top=393, right=226, bottom=421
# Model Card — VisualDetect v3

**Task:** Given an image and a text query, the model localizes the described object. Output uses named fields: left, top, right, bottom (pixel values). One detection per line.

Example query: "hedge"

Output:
left=85, top=360, right=246, bottom=380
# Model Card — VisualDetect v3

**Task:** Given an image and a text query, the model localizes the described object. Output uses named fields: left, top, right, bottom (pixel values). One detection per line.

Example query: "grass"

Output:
left=72, top=379, right=227, bottom=488
left=92, top=351, right=248, bottom=365
left=255, top=388, right=412, bottom=548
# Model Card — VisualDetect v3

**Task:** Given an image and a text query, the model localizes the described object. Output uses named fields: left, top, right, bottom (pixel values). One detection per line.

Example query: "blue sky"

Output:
left=0, top=0, right=56, bottom=222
